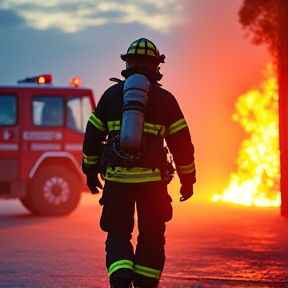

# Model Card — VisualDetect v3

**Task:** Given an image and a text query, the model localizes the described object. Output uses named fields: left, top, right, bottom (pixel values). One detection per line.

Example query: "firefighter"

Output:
left=82, top=38, right=196, bottom=288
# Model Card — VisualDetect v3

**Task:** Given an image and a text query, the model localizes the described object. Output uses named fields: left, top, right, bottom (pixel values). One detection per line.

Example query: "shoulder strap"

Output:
left=109, top=77, right=124, bottom=83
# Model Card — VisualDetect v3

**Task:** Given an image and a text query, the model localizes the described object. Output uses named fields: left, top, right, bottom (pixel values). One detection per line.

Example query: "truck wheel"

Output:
left=26, top=165, right=81, bottom=216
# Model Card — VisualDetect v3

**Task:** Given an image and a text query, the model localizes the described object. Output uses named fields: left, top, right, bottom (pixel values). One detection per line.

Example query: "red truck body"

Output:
left=0, top=75, right=96, bottom=215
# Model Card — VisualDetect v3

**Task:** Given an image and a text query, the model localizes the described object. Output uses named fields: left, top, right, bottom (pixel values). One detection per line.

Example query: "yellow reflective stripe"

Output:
left=108, top=120, right=121, bottom=131
left=104, top=176, right=161, bottom=183
left=143, top=123, right=165, bottom=136
left=168, top=118, right=188, bottom=135
left=83, top=153, right=99, bottom=165
left=107, top=120, right=165, bottom=136
left=176, top=162, right=196, bottom=174
left=88, top=113, right=106, bottom=132
left=108, top=260, right=134, bottom=276
left=134, top=264, right=161, bottom=279
left=104, top=167, right=162, bottom=183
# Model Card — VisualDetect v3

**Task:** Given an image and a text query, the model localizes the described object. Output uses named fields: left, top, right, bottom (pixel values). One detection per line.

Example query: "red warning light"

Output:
left=17, top=74, right=53, bottom=84
left=69, top=77, right=82, bottom=87
left=37, top=74, right=52, bottom=84
left=38, top=76, right=45, bottom=84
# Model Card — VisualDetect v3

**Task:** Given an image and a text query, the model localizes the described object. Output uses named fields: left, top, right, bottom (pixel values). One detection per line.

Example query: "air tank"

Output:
left=120, top=74, right=150, bottom=155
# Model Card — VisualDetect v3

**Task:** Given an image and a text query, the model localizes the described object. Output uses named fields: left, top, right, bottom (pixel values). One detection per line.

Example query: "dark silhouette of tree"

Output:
left=238, top=0, right=288, bottom=217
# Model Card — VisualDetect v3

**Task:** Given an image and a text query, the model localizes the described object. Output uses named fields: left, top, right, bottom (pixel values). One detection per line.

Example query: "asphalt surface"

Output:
left=0, top=192, right=287, bottom=288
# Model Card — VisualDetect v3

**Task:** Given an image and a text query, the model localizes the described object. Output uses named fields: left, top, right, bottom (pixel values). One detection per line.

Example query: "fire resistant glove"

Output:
left=83, top=161, right=104, bottom=195
left=180, top=183, right=194, bottom=202
left=86, top=172, right=103, bottom=195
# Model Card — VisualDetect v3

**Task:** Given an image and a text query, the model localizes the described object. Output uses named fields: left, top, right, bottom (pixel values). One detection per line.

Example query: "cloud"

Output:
left=0, top=0, right=186, bottom=33
left=0, top=9, right=24, bottom=27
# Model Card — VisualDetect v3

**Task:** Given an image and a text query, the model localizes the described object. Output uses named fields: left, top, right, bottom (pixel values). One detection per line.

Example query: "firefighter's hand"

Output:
left=180, top=184, right=193, bottom=202
left=87, top=174, right=103, bottom=195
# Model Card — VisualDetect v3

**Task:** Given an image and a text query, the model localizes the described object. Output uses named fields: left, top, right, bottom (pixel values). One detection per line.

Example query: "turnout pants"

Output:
left=99, top=180, right=173, bottom=287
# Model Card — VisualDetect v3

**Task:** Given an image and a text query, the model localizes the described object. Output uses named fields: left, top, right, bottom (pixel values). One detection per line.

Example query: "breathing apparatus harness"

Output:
left=101, top=71, right=174, bottom=182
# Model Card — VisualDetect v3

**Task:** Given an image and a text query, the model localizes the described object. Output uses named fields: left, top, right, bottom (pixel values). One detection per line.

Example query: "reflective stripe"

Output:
left=134, top=264, right=161, bottom=280
left=108, top=120, right=121, bottom=131
left=65, top=144, right=82, bottom=151
left=168, top=118, right=187, bottom=135
left=107, top=120, right=165, bottom=136
left=176, top=162, right=196, bottom=174
left=83, top=153, right=99, bottom=165
left=143, top=123, right=165, bottom=136
left=88, top=113, right=106, bottom=132
left=0, top=144, right=19, bottom=151
left=30, top=143, right=61, bottom=150
left=29, top=152, right=79, bottom=179
left=104, top=166, right=162, bottom=183
left=108, top=259, right=134, bottom=276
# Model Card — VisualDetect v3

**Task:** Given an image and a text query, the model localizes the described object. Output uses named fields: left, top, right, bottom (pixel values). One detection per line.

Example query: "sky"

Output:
left=0, top=0, right=271, bottom=203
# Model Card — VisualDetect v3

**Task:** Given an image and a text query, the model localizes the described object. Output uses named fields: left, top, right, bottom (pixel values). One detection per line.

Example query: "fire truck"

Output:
left=0, top=75, right=96, bottom=216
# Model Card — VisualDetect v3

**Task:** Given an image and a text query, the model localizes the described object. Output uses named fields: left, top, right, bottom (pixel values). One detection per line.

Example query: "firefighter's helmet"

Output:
left=121, top=38, right=165, bottom=65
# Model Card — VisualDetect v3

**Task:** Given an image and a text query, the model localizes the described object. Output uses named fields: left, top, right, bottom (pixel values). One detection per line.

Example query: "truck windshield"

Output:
left=67, top=96, right=92, bottom=134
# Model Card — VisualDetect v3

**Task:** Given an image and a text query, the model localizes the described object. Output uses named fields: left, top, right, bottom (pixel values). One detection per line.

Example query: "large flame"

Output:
left=213, top=64, right=281, bottom=207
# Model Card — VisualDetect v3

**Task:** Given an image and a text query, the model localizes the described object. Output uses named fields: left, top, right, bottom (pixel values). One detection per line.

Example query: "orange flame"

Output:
left=212, top=64, right=281, bottom=207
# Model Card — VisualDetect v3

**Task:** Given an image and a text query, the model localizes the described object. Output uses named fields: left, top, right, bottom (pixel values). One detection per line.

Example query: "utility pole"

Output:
left=278, top=1, right=288, bottom=217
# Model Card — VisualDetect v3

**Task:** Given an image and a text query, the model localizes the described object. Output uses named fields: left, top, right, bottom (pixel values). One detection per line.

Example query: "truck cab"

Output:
left=0, top=75, right=96, bottom=215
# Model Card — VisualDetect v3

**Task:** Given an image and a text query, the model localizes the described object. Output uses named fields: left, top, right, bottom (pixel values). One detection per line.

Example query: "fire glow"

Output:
left=213, top=64, right=281, bottom=207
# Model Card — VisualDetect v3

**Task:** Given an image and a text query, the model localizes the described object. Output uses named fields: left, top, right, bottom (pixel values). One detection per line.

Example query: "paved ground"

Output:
left=0, top=193, right=287, bottom=288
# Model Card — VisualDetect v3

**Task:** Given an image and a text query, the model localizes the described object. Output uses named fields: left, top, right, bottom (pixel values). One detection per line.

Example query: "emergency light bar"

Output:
left=69, top=77, right=82, bottom=87
left=17, top=74, right=52, bottom=84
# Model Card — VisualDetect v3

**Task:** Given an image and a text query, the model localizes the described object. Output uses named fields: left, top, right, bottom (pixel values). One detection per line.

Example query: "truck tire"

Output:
left=25, top=165, right=81, bottom=216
